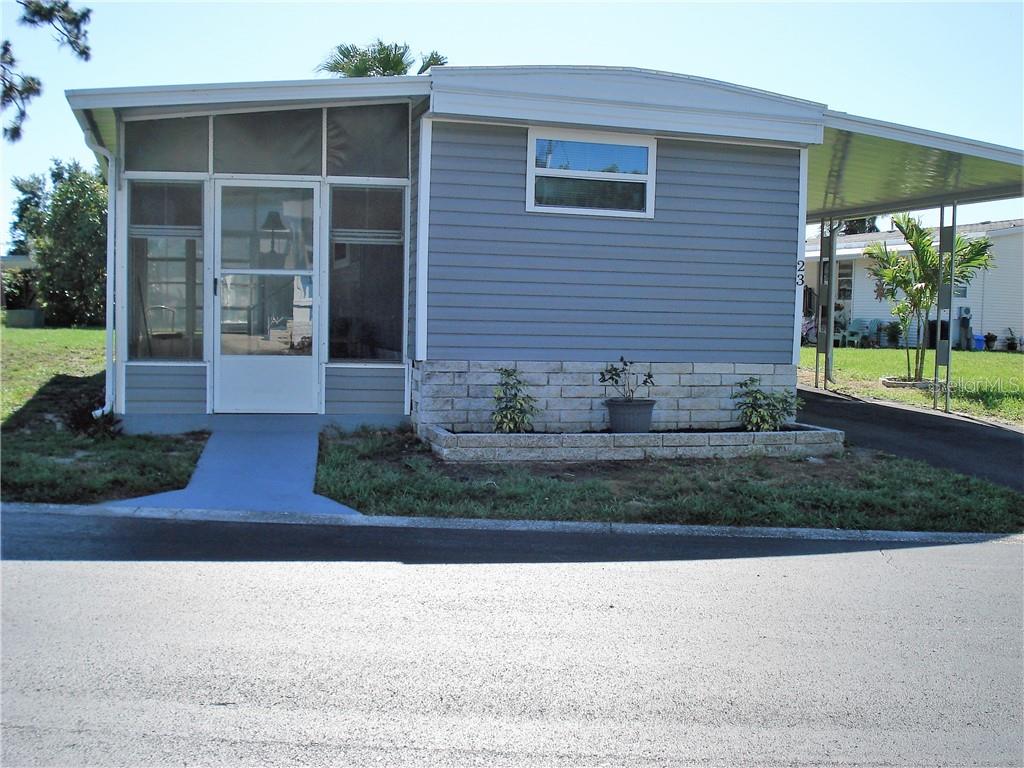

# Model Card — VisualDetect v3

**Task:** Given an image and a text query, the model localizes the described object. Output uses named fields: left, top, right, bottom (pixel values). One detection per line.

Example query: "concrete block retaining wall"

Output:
left=411, top=360, right=798, bottom=433
left=420, top=423, right=844, bottom=463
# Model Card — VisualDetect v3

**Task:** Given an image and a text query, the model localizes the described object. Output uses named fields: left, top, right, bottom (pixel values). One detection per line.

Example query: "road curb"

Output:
left=3, top=501, right=1019, bottom=545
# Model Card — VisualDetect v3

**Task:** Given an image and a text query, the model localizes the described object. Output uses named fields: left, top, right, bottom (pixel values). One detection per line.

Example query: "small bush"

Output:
left=885, top=321, right=902, bottom=347
left=2, top=268, right=38, bottom=310
left=731, top=377, right=802, bottom=432
left=491, top=366, right=538, bottom=433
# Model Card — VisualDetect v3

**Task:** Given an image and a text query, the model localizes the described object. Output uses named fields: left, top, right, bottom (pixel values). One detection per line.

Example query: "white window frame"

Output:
left=525, top=127, right=656, bottom=219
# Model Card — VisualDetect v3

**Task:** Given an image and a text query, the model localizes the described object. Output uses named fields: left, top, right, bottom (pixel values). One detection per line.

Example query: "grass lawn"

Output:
left=1, top=327, right=206, bottom=504
left=316, top=429, right=1024, bottom=534
left=798, top=347, right=1024, bottom=425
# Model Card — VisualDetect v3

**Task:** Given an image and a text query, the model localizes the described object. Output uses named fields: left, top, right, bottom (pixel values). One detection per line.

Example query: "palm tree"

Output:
left=317, top=40, right=446, bottom=77
left=865, top=214, right=993, bottom=381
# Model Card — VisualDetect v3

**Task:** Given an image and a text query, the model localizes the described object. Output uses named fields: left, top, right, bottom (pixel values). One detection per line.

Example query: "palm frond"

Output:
left=317, top=39, right=413, bottom=77
left=418, top=50, right=447, bottom=74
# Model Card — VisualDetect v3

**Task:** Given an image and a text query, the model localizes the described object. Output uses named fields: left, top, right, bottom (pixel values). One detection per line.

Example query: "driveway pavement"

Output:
left=3, top=510, right=1021, bottom=767
left=798, top=386, right=1024, bottom=491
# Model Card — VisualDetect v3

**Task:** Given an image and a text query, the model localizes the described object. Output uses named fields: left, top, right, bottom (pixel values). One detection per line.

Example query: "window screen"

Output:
left=327, top=104, right=409, bottom=178
left=213, top=110, right=322, bottom=175
left=125, top=117, right=209, bottom=172
left=127, top=183, right=204, bottom=360
left=220, top=187, right=314, bottom=271
left=329, top=186, right=404, bottom=361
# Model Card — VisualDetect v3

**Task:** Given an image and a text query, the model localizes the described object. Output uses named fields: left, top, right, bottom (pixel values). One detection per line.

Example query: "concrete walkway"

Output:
left=113, top=417, right=358, bottom=516
left=798, top=386, right=1024, bottom=492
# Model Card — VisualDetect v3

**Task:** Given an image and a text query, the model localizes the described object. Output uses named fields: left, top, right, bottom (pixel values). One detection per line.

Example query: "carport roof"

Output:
left=66, top=66, right=1023, bottom=217
left=809, top=111, right=1023, bottom=221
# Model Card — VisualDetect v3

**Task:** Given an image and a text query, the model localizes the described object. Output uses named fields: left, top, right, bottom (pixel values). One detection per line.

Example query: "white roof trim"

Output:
left=429, top=66, right=826, bottom=145
left=434, top=65, right=828, bottom=110
left=66, top=75, right=431, bottom=111
left=804, top=245, right=910, bottom=260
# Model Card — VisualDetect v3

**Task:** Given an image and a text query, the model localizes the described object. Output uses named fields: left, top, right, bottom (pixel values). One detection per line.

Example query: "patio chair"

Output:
left=843, top=318, right=871, bottom=347
left=867, top=318, right=886, bottom=347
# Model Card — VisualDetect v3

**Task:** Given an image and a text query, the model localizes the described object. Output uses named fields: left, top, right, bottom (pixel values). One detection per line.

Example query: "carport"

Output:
left=801, top=109, right=1023, bottom=410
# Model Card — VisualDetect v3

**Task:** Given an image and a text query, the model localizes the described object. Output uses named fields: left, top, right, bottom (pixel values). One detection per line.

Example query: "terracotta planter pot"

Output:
left=605, top=398, right=655, bottom=433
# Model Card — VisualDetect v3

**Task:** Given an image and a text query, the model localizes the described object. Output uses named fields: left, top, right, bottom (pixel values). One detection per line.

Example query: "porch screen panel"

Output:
left=125, top=117, right=209, bottom=172
left=329, top=186, right=404, bottom=361
left=127, top=182, right=204, bottom=360
left=213, top=110, right=322, bottom=175
left=326, top=104, right=409, bottom=178
left=220, top=187, right=314, bottom=270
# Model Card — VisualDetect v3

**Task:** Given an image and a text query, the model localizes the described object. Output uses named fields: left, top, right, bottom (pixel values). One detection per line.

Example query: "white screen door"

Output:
left=213, top=181, right=319, bottom=413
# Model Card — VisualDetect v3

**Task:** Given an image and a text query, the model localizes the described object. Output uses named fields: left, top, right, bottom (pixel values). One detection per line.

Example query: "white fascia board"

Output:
left=431, top=89, right=824, bottom=145
left=414, top=117, right=432, bottom=361
left=824, top=110, right=1024, bottom=167
left=433, top=65, right=828, bottom=110
left=65, top=76, right=431, bottom=112
left=804, top=244, right=910, bottom=260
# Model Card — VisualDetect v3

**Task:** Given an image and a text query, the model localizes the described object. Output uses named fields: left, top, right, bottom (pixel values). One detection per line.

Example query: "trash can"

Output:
left=974, top=334, right=985, bottom=351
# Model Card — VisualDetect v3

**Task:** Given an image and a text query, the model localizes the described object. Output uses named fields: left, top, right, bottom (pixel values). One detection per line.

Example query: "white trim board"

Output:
left=793, top=147, right=808, bottom=366
left=414, top=117, right=432, bottom=361
left=67, top=76, right=430, bottom=111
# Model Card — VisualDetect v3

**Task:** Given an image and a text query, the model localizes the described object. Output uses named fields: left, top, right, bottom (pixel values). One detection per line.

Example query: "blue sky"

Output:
left=2, top=0, right=1022, bottom=240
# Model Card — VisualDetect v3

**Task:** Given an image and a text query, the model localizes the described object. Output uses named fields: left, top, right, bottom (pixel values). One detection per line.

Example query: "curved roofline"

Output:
left=431, top=65, right=828, bottom=110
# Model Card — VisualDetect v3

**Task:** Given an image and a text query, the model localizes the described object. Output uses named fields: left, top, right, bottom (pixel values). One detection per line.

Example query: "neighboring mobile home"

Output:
left=803, top=220, right=1023, bottom=350
left=66, top=66, right=1024, bottom=433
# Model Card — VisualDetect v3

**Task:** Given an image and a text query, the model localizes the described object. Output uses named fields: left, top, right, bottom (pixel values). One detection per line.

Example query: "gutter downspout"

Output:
left=84, top=131, right=116, bottom=419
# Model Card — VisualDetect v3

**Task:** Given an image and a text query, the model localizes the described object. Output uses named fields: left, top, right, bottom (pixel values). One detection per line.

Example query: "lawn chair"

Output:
left=867, top=318, right=886, bottom=347
left=843, top=318, right=871, bottom=347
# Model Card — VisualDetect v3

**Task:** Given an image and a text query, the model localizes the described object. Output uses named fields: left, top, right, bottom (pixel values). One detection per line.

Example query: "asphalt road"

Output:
left=3, top=510, right=1022, bottom=767
left=798, top=386, right=1024, bottom=492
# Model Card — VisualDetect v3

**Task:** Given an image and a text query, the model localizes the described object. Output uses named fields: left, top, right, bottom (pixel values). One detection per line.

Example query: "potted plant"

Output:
left=1007, top=329, right=1019, bottom=352
left=599, top=357, right=655, bottom=433
left=984, top=332, right=998, bottom=351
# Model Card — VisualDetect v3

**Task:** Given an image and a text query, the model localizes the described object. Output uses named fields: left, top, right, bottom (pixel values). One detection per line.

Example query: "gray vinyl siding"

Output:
left=124, top=364, right=207, bottom=414
left=325, top=367, right=405, bottom=415
left=426, top=122, right=800, bottom=363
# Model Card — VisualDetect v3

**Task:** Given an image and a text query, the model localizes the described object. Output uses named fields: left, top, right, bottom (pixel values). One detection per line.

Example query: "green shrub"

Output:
left=731, top=377, right=802, bottom=432
left=1, top=268, right=38, bottom=310
left=491, top=366, right=538, bottom=433
left=885, top=321, right=902, bottom=347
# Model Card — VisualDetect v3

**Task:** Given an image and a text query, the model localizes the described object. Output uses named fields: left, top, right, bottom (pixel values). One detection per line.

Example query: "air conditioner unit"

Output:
left=958, top=306, right=972, bottom=318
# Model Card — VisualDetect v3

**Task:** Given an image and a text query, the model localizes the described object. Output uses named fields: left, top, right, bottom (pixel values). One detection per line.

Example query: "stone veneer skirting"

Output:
left=411, top=360, right=798, bottom=433
left=420, top=423, right=844, bottom=462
